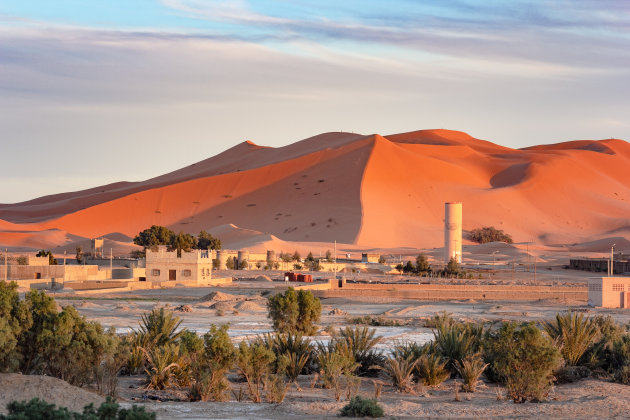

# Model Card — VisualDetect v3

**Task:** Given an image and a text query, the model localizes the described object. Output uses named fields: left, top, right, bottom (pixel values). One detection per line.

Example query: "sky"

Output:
left=1, top=0, right=629, bottom=203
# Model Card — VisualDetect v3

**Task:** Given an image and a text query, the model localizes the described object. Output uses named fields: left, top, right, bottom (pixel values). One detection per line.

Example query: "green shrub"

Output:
left=259, top=332, right=313, bottom=380
left=332, top=326, right=384, bottom=376
left=433, top=320, right=483, bottom=375
left=468, top=227, right=513, bottom=244
left=455, top=353, right=487, bottom=392
left=95, top=333, right=129, bottom=397
left=580, top=315, right=626, bottom=371
left=424, top=311, right=456, bottom=329
left=137, top=308, right=183, bottom=348
left=315, top=342, right=360, bottom=401
left=613, top=364, right=630, bottom=385
left=380, top=355, right=418, bottom=393
left=391, top=341, right=430, bottom=362
left=189, top=324, right=236, bottom=401
left=347, top=315, right=404, bottom=327
left=143, top=343, right=181, bottom=390
left=236, top=340, right=276, bottom=403
left=416, top=353, right=449, bottom=386
left=542, top=312, right=598, bottom=366
left=0, top=281, right=32, bottom=372
left=339, top=396, right=384, bottom=418
left=0, top=397, right=155, bottom=420
left=267, top=287, right=321, bottom=335
left=483, top=322, right=561, bottom=403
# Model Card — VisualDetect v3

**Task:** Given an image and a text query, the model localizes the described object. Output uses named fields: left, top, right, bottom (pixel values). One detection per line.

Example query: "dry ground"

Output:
left=8, top=268, right=630, bottom=419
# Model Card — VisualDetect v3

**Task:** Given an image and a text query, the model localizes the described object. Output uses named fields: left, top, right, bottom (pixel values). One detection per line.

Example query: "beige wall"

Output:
left=299, top=280, right=586, bottom=302
left=6, top=264, right=106, bottom=282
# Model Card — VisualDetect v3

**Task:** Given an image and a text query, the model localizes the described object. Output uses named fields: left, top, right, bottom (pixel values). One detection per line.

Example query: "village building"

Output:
left=145, top=246, right=213, bottom=284
left=588, top=276, right=630, bottom=308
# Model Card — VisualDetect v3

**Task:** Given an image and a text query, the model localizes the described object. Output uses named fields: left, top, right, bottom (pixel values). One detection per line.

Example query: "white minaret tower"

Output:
left=444, top=202, right=462, bottom=264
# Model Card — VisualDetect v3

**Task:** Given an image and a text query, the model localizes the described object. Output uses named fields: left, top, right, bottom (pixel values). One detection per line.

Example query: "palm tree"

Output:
left=138, top=308, right=184, bottom=348
left=542, top=312, right=598, bottom=366
left=380, top=355, right=418, bottom=393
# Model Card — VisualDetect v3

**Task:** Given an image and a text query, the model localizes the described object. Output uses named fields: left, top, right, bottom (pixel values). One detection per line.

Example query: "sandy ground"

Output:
left=0, top=373, right=104, bottom=415
left=5, top=268, right=630, bottom=418
left=4, top=372, right=630, bottom=419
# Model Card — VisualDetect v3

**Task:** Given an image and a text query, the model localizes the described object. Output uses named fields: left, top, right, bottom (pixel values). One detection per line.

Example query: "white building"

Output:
left=588, top=277, right=630, bottom=308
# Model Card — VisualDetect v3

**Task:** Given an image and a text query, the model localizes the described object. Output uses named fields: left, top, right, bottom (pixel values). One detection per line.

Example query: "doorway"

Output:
left=169, top=270, right=176, bottom=281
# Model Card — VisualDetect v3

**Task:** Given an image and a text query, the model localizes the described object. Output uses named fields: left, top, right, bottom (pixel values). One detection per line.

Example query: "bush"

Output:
left=236, top=340, right=276, bottom=403
left=455, top=353, right=487, bottom=392
left=333, top=326, right=384, bottom=377
left=380, top=355, right=417, bottom=393
left=267, top=287, right=321, bottom=335
left=137, top=308, right=184, bottom=348
left=433, top=320, right=483, bottom=375
left=468, top=227, right=513, bottom=244
left=340, top=396, right=384, bottom=418
left=0, top=397, right=155, bottom=420
left=416, top=353, right=449, bottom=386
left=613, top=364, right=630, bottom=385
left=259, top=332, right=313, bottom=380
left=483, top=322, right=561, bottom=403
left=143, top=343, right=180, bottom=390
left=189, top=324, right=236, bottom=401
left=0, top=281, right=32, bottom=372
left=444, top=257, right=462, bottom=277
left=542, top=312, right=598, bottom=366
left=315, top=343, right=359, bottom=401
left=348, top=315, right=404, bottom=327
left=574, top=314, right=623, bottom=371
left=555, top=365, right=591, bottom=384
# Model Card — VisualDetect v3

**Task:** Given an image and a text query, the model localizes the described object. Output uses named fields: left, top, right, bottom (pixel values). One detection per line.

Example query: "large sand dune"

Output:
left=0, top=129, right=628, bottom=251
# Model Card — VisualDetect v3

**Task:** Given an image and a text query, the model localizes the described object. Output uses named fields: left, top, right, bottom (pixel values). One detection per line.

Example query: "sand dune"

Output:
left=0, top=129, right=628, bottom=252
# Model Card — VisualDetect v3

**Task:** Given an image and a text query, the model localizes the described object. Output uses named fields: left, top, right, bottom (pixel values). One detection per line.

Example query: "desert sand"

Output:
left=0, top=129, right=628, bottom=253
left=3, top=272, right=630, bottom=419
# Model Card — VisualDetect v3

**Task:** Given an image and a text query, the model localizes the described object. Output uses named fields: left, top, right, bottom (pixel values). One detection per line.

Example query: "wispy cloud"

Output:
left=0, top=1, right=628, bottom=202
left=157, top=0, right=630, bottom=74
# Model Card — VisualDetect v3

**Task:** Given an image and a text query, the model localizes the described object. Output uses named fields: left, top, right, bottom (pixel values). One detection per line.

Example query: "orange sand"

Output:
left=0, top=129, right=628, bottom=252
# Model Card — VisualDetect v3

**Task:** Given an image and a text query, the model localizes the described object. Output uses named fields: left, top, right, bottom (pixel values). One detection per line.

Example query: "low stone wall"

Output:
left=303, top=281, right=586, bottom=302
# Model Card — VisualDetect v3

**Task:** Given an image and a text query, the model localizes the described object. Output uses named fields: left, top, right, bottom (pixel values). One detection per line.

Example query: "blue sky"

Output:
left=1, top=0, right=629, bottom=203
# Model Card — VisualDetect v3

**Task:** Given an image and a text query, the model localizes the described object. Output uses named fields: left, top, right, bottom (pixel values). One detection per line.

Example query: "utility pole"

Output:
left=334, top=240, right=337, bottom=275
left=110, top=248, right=113, bottom=279
left=611, top=244, right=616, bottom=277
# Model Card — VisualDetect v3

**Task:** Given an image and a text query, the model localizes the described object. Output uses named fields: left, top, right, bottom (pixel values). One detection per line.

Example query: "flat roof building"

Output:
left=588, top=277, right=630, bottom=308
left=146, top=246, right=212, bottom=284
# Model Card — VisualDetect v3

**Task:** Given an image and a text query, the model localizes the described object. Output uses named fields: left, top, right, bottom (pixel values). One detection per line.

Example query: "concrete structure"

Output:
left=299, top=279, right=586, bottom=302
left=91, top=238, right=104, bottom=259
left=237, top=250, right=250, bottom=270
left=444, top=202, right=463, bottom=264
left=571, top=258, right=630, bottom=275
left=588, top=277, right=630, bottom=308
left=146, top=246, right=213, bottom=284
left=215, top=250, right=238, bottom=270
left=361, top=253, right=380, bottom=263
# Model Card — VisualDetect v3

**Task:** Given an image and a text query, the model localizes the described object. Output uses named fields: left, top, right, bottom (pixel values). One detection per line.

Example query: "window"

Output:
left=151, top=269, right=160, bottom=276
left=182, top=269, right=191, bottom=277
left=588, top=283, right=602, bottom=291
left=612, top=284, right=624, bottom=292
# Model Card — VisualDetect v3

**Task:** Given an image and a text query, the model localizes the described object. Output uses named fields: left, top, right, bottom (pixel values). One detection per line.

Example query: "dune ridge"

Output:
left=0, top=129, right=628, bottom=250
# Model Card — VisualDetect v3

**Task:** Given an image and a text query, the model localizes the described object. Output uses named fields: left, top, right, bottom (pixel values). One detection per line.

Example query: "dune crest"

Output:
left=1, top=130, right=628, bottom=250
